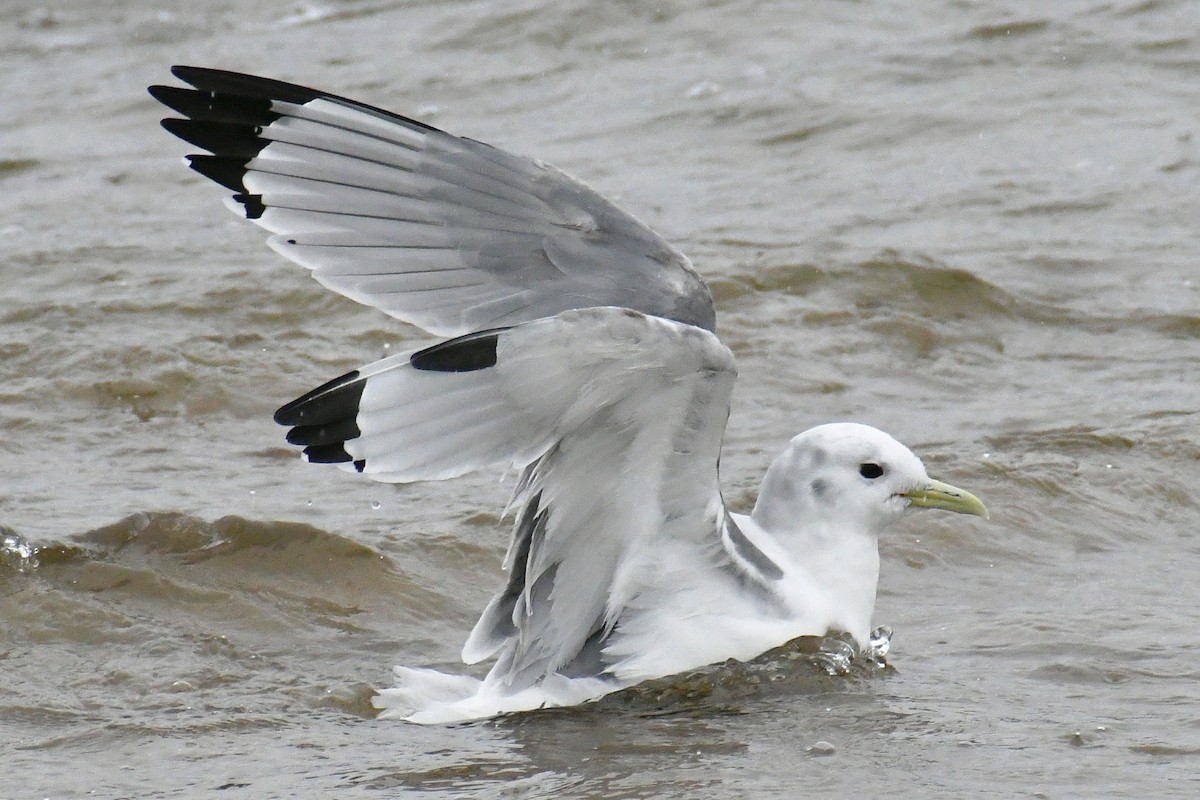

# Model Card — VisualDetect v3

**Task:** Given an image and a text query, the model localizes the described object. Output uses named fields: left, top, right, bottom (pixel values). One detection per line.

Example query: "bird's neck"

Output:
left=745, top=506, right=881, bottom=648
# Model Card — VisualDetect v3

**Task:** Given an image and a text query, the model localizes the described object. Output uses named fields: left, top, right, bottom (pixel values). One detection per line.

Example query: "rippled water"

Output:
left=3, top=1, right=1199, bottom=797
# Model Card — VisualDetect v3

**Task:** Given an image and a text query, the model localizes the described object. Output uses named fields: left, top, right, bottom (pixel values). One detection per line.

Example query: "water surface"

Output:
left=2, top=1, right=1198, bottom=797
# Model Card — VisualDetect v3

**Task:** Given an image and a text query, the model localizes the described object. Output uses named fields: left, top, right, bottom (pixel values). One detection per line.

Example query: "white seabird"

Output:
left=150, top=67, right=988, bottom=724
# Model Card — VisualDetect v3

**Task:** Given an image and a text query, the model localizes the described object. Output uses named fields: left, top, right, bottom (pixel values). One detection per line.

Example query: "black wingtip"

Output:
left=286, top=417, right=361, bottom=447
left=160, top=65, right=445, bottom=136
left=169, top=65, right=323, bottom=106
left=151, top=83, right=279, bottom=127
left=278, top=370, right=367, bottom=466
left=274, top=370, right=364, bottom=426
left=183, top=154, right=249, bottom=193
left=162, top=118, right=268, bottom=159
left=410, top=329, right=505, bottom=372
left=232, top=193, right=266, bottom=219
left=147, top=84, right=179, bottom=106
left=302, top=443, right=356, bottom=464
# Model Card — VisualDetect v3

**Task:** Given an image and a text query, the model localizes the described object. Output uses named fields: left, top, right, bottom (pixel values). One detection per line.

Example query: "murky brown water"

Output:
left=3, top=1, right=1199, bottom=797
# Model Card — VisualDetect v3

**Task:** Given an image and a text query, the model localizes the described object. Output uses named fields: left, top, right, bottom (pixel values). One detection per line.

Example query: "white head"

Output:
left=747, top=422, right=986, bottom=648
left=751, top=422, right=987, bottom=536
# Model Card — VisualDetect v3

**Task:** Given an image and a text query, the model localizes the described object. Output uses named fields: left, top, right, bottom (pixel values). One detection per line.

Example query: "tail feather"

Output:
left=373, top=667, right=482, bottom=723
left=373, top=665, right=617, bottom=724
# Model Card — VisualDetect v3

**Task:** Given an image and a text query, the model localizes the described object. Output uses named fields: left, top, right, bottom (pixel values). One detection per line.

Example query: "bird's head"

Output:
left=751, top=422, right=988, bottom=535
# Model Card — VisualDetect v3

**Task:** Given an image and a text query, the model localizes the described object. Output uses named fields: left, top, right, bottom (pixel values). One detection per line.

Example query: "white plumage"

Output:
left=152, top=67, right=987, bottom=724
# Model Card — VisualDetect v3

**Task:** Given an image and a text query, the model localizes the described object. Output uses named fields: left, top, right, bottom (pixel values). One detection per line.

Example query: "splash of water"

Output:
left=814, top=625, right=893, bottom=675
left=1, top=528, right=40, bottom=574
left=865, top=624, right=893, bottom=667
left=815, top=636, right=855, bottom=676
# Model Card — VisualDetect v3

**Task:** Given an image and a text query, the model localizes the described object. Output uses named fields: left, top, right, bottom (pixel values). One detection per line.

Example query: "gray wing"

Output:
left=149, top=66, right=715, bottom=337
left=273, top=308, right=744, bottom=685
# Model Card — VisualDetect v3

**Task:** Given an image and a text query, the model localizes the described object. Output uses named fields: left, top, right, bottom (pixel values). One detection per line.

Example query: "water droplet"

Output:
left=868, top=625, right=893, bottom=662
left=815, top=636, right=854, bottom=675
left=371, top=501, right=381, bottom=510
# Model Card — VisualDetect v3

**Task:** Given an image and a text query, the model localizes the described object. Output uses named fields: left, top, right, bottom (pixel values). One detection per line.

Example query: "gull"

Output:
left=149, top=67, right=988, bottom=724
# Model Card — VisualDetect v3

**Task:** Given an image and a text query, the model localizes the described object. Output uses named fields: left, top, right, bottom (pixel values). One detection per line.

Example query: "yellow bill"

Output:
left=902, top=479, right=989, bottom=519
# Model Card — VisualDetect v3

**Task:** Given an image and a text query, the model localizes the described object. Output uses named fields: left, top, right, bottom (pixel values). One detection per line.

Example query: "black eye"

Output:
left=859, top=462, right=884, bottom=479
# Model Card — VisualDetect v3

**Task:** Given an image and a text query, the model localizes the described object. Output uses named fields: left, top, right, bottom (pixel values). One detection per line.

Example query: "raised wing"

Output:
left=149, top=66, right=715, bottom=337
left=275, top=307, right=738, bottom=685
